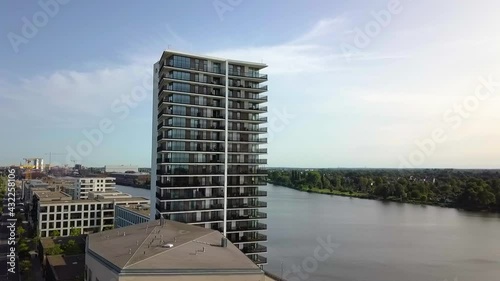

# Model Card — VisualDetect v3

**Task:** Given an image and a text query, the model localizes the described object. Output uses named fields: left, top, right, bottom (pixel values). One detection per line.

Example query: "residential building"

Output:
left=73, top=177, right=116, bottom=199
left=85, top=219, right=266, bottom=281
left=31, top=188, right=149, bottom=237
left=151, top=50, right=268, bottom=265
left=114, top=203, right=150, bottom=228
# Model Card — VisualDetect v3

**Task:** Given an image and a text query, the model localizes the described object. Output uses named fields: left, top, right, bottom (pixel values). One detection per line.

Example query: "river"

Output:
left=116, top=184, right=500, bottom=281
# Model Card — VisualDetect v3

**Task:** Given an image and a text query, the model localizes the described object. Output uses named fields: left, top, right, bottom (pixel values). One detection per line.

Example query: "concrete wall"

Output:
left=85, top=253, right=120, bottom=281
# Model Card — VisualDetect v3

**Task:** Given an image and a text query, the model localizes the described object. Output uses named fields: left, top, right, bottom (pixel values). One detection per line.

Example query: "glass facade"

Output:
left=155, top=52, right=268, bottom=265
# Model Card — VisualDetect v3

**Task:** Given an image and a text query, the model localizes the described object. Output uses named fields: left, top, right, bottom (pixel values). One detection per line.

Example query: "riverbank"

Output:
left=268, top=181, right=461, bottom=210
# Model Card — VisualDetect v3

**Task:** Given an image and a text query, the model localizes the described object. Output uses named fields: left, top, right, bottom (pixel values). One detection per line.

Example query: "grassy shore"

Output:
left=269, top=181, right=459, bottom=209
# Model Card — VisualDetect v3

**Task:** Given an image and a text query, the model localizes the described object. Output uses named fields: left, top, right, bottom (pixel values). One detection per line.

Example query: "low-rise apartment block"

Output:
left=74, top=177, right=116, bottom=199
left=31, top=188, right=149, bottom=237
left=114, top=203, right=150, bottom=228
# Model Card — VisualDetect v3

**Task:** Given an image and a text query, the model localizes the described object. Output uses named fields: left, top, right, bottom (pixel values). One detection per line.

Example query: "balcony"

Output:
left=242, top=245, right=267, bottom=254
left=158, top=123, right=225, bottom=131
left=156, top=180, right=224, bottom=188
left=158, top=96, right=225, bottom=108
left=227, top=181, right=267, bottom=187
left=228, top=71, right=268, bottom=80
left=156, top=192, right=224, bottom=201
left=227, top=169, right=267, bottom=175
left=228, top=191, right=267, bottom=198
left=248, top=254, right=267, bottom=265
left=228, top=148, right=267, bottom=154
left=157, top=169, right=224, bottom=176
left=233, top=234, right=268, bottom=243
left=228, top=159, right=267, bottom=164
left=162, top=61, right=224, bottom=75
left=160, top=75, right=225, bottom=86
left=228, top=83, right=268, bottom=92
left=227, top=201, right=267, bottom=209
left=162, top=146, right=225, bottom=153
left=159, top=84, right=225, bottom=98
left=163, top=215, right=224, bottom=224
left=156, top=158, right=224, bottom=164
left=227, top=212, right=267, bottom=220
left=157, top=109, right=225, bottom=120
left=228, top=126, right=267, bottom=133
left=229, top=105, right=267, bottom=112
left=161, top=135, right=225, bottom=142
left=228, top=92, right=268, bottom=102
left=156, top=203, right=223, bottom=213
left=226, top=223, right=267, bottom=232
left=228, top=137, right=267, bottom=143
left=228, top=116, right=267, bottom=122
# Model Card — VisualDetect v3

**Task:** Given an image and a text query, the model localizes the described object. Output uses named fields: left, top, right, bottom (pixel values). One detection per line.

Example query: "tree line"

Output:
left=268, top=169, right=500, bottom=211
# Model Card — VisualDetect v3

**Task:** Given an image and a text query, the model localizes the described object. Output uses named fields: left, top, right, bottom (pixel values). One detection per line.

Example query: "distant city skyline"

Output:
left=1, top=0, right=500, bottom=169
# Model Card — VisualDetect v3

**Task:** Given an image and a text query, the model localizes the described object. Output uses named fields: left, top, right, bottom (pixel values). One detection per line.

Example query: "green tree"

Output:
left=63, top=239, right=81, bottom=255
left=17, top=226, right=26, bottom=237
left=50, top=230, right=61, bottom=237
left=70, top=228, right=81, bottom=236
left=306, top=171, right=322, bottom=188
left=46, top=243, right=63, bottom=255
left=20, top=260, right=31, bottom=273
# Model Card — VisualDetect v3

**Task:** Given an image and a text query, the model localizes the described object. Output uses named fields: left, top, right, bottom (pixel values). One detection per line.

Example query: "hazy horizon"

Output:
left=1, top=0, right=500, bottom=169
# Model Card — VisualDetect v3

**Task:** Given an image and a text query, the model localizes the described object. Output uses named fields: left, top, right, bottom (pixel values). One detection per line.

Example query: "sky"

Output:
left=1, top=0, right=500, bottom=169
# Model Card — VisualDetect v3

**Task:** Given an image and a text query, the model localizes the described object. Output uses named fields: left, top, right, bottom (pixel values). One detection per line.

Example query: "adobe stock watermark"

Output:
left=213, top=0, right=243, bottom=21
left=399, top=74, right=500, bottom=168
left=7, top=0, right=71, bottom=54
left=282, top=235, right=338, bottom=281
left=340, top=0, right=409, bottom=61
left=267, top=107, right=295, bottom=143
left=65, top=70, right=152, bottom=164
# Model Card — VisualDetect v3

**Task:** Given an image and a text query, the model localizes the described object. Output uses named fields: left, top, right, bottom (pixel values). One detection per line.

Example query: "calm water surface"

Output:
left=116, top=184, right=500, bottom=281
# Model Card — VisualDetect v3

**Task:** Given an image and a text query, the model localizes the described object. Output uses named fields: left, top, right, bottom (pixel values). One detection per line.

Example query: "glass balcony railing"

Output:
left=242, top=245, right=267, bottom=254
left=163, top=61, right=225, bottom=75
left=156, top=180, right=224, bottom=188
left=156, top=192, right=224, bottom=200
left=156, top=203, right=224, bottom=213
left=228, top=92, right=268, bottom=101
left=248, top=254, right=267, bottom=264
left=227, top=201, right=267, bottom=209
left=161, top=75, right=224, bottom=86
left=227, top=191, right=267, bottom=198
left=226, top=223, right=267, bottom=232
left=232, top=233, right=268, bottom=243
left=228, top=71, right=268, bottom=80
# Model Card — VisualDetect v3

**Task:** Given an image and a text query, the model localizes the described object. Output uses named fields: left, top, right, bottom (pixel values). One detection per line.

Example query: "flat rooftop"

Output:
left=38, top=196, right=149, bottom=205
left=46, top=254, right=85, bottom=280
left=87, top=220, right=262, bottom=275
left=117, top=204, right=150, bottom=217
left=111, top=196, right=149, bottom=202
left=159, top=50, right=268, bottom=69
left=89, top=189, right=121, bottom=194
left=34, top=190, right=72, bottom=201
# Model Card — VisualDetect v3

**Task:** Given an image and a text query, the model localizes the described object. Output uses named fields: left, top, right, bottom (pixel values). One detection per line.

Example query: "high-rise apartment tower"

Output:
left=151, top=51, right=268, bottom=265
